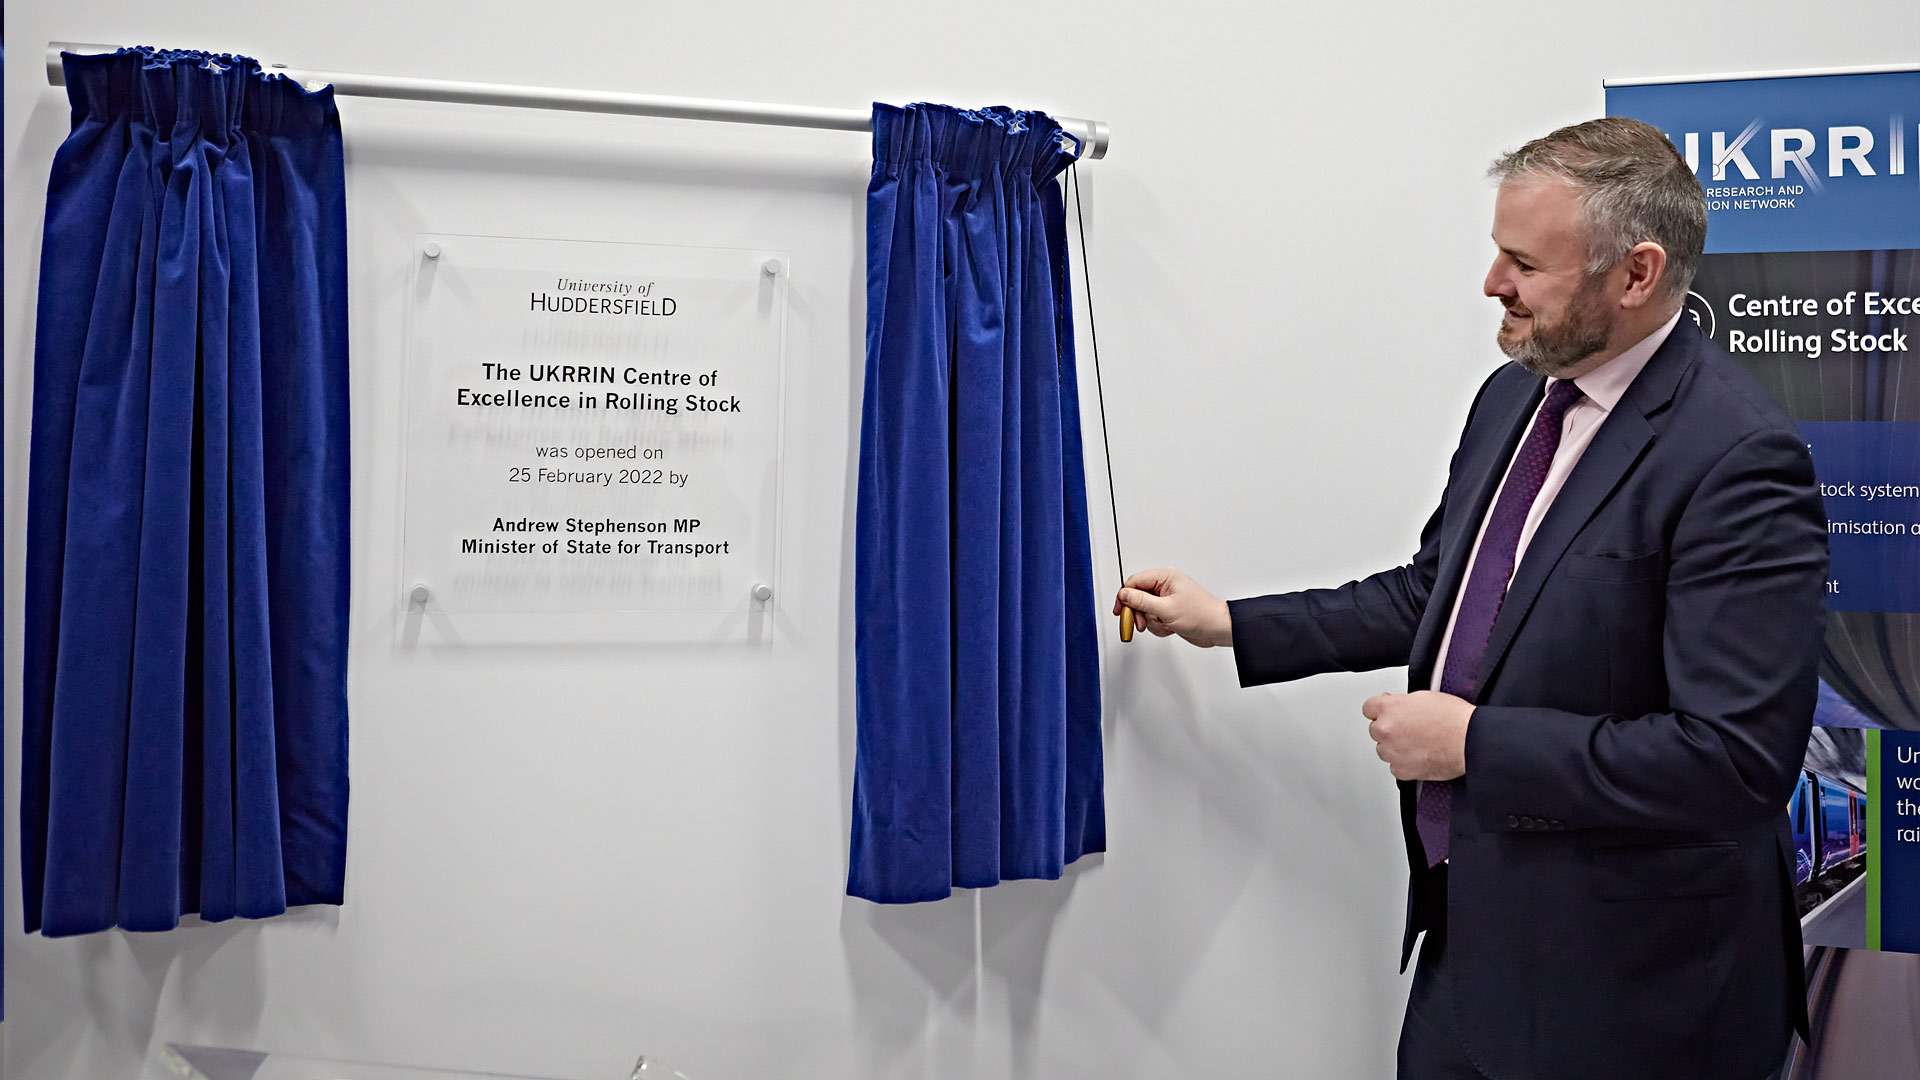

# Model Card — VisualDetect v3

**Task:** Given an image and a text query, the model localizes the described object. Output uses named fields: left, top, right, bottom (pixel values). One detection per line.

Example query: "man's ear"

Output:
left=1617, top=242, right=1669, bottom=310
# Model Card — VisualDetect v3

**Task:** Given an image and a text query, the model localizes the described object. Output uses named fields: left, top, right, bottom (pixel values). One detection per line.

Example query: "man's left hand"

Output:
left=1362, top=691, right=1473, bottom=781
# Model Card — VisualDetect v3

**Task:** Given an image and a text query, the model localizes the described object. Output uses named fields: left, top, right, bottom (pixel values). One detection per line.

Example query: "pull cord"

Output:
left=1067, top=162, right=1132, bottom=642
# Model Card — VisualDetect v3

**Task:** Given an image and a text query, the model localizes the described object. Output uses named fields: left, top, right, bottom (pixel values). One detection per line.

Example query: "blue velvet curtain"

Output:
left=851, top=104, right=1104, bottom=903
left=21, top=48, right=351, bottom=936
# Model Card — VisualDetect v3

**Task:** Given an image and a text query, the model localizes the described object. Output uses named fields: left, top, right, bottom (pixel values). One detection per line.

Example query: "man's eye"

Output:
left=1515, top=261, right=1535, bottom=273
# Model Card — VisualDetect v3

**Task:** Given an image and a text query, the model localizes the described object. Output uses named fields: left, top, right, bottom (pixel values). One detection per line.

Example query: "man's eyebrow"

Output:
left=1496, top=241, right=1540, bottom=264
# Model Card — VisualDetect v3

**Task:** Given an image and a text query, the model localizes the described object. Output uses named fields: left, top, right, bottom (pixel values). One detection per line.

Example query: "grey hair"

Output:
left=1489, top=117, right=1706, bottom=302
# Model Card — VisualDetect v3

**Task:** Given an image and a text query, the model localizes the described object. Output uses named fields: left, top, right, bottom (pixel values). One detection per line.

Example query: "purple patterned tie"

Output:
left=1416, top=379, right=1583, bottom=866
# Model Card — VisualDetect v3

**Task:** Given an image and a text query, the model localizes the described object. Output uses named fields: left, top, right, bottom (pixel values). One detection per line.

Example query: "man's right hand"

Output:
left=1114, top=567, right=1233, bottom=648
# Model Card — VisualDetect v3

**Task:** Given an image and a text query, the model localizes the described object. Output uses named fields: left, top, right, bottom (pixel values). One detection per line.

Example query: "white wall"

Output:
left=6, top=4, right=1916, bottom=1079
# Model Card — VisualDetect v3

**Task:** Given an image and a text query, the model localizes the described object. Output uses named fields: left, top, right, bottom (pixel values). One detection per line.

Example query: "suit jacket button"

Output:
left=1550, top=819, right=1565, bottom=831
left=1506, top=815, right=1520, bottom=829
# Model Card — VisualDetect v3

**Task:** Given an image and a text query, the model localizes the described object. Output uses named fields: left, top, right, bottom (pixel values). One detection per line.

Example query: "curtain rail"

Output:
left=45, top=41, right=1111, bottom=160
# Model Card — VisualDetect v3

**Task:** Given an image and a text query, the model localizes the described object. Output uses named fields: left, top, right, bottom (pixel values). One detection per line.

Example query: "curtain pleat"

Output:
left=851, top=103, right=1104, bottom=903
left=21, top=47, right=350, bottom=936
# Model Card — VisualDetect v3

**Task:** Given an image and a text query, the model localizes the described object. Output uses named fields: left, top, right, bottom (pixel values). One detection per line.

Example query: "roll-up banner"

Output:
left=1609, top=66, right=1920, bottom=1075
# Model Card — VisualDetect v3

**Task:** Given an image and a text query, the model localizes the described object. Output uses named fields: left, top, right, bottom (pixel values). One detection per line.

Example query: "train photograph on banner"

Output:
left=1794, top=724, right=1874, bottom=949
left=1790, top=765, right=1866, bottom=918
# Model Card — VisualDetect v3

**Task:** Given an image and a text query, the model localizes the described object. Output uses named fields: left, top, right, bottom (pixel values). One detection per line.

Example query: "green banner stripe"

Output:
left=1867, top=729, right=1881, bottom=952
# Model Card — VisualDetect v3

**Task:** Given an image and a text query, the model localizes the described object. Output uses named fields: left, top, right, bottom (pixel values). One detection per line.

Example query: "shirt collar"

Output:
left=1554, top=308, right=1683, bottom=413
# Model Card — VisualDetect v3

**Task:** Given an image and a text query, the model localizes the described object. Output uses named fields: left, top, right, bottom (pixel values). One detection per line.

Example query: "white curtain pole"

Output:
left=45, top=41, right=1111, bottom=160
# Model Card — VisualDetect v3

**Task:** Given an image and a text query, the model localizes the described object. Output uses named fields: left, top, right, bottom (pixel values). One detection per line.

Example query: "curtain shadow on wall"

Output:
left=838, top=871, right=1082, bottom=1080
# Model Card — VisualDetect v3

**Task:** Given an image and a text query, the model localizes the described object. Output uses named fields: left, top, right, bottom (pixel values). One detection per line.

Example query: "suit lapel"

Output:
left=1473, top=322, right=1699, bottom=695
left=1407, top=372, right=1543, bottom=686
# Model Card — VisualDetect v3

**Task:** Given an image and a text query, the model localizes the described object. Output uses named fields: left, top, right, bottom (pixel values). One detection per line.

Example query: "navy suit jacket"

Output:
left=1228, top=319, right=1827, bottom=1080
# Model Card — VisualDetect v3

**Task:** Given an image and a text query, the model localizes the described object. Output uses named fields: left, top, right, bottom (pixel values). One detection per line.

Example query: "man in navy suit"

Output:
left=1117, top=118, right=1827, bottom=1080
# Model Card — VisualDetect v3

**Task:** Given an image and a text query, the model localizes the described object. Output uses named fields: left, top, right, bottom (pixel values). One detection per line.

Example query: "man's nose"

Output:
left=1484, top=262, right=1514, bottom=299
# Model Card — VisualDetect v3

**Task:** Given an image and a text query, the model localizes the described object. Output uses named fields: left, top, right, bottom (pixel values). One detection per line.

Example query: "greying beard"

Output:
left=1499, top=275, right=1614, bottom=377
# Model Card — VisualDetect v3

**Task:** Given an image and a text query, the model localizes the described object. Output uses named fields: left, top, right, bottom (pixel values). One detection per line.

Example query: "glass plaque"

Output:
left=400, top=234, right=787, bottom=642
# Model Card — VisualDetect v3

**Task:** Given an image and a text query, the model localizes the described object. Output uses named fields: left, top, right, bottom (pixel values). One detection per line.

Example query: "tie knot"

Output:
left=1540, top=379, right=1583, bottom=419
